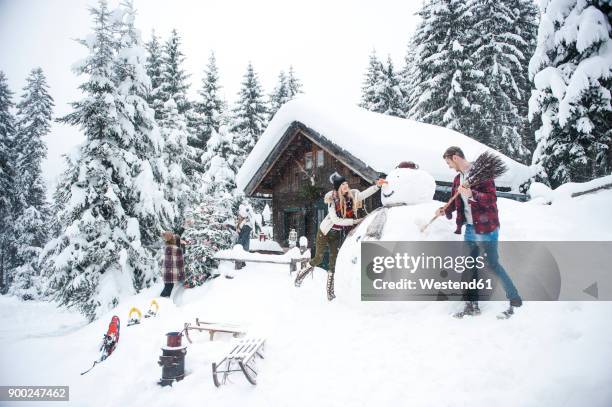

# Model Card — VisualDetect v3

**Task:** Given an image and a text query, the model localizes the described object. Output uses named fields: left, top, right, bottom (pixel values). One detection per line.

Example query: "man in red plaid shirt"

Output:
left=435, top=146, right=522, bottom=319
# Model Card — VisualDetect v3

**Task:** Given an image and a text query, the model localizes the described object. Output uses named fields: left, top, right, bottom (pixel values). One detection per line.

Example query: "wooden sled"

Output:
left=212, top=337, right=265, bottom=387
left=183, top=318, right=245, bottom=342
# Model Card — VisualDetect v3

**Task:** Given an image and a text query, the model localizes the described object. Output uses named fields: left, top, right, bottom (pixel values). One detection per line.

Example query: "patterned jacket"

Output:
left=444, top=174, right=500, bottom=235
left=162, top=244, right=185, bottom=283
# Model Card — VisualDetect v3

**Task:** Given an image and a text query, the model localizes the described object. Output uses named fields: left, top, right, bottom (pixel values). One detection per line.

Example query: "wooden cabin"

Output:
left=242, top=122, right=382, bottom=248
left=238, top=98, right=531, bottom=250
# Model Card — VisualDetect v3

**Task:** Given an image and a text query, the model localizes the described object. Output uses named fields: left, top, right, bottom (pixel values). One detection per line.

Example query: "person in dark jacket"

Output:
left=435, top=146, right=522, bottom=318
left=160, top=231, right=185, bottom=305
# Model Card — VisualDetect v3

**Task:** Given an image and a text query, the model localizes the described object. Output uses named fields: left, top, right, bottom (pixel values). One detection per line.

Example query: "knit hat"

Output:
left=397, top=161, right=419, bottom=169
left=329, top=172, right=347, bottom=191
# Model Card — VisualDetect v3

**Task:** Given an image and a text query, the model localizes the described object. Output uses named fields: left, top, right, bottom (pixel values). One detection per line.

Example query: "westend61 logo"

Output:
left=361, top=241, right=612, bottom=301
left=370, top=251, right=492, bottom=293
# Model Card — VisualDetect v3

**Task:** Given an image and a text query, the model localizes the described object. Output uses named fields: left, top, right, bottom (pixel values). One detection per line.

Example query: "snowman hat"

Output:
left=329, top=172, right=347, bottom=191
left=396, top=161, right=419, bottom=169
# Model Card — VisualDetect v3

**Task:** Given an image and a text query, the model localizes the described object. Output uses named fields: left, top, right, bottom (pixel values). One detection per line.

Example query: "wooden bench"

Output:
left=212, top=337, right=266, bottom=387
left=183, top=318, right=245, bottom=342
left=214, top=253, right=311, bottom=275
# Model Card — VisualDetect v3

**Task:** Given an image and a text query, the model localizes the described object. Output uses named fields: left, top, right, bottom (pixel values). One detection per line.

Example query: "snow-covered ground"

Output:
left=1, top=191, right=612, bottom=407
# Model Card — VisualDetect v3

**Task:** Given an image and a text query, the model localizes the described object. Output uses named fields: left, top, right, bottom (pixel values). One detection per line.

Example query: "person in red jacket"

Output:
left=435, top=146, right=522, bottom=319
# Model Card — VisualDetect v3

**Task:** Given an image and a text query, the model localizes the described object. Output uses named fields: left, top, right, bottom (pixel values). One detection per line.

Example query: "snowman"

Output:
left=334, top=164, right=457, bottom=304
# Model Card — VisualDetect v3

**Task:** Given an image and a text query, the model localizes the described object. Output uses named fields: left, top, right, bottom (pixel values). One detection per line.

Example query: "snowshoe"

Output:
left=127, top=307, right=142, bottom=326
left=144, top=300, right=159, bottom=318
left=453, top=301, right=481, bottom=319
left=81, top=316, right=120, bottom=375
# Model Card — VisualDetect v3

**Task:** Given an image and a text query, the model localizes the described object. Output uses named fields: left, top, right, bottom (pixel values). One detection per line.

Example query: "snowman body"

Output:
left=334, top=168, right=457, bottom=304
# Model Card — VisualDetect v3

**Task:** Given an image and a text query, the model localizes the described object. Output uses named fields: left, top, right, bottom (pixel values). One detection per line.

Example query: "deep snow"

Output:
left=1, top=191, right=612, bottom=407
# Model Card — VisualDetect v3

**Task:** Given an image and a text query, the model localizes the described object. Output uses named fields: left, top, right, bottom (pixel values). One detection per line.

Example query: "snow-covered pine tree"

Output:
left=529, top=0, right=612, bottom=187
left=400, top=40, right=418, bottom=116
left=159, top=97, right=193, bottom=230
left=373, top=56, right=405, bottom=117
left=183, top=125, right=240, bottom=285
left=287, top=65, right=304, bottom=98
left=408, top=0, right=481, bottom=139
left=159, top=29, right=191, bottom=117
left=359, top=49, right=384, bottom=111
left=514, top=0, right=540, bottom=156
left=182, top=196, right=233, bottom=286
left=193, top=51, right=225, bottom=152
left=9, top=68, right=54, bottom=300
left=44, top=0, right=162, bottom=320
left=231, top=62, right=268, bottom=162
left=144, top=30, right=165, bottom=120
left=465, top=0, right=533, bottom=161
left=0, top=71, right=16, bottom=293
left=114, top=0, right=176, bottom=266
left=157, top=29, right=205, bottom=179
left=269, top=70, right=289, bottom=120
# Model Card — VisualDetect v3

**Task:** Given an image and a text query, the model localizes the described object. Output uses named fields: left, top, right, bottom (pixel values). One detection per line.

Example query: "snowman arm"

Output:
left=354, top=185, right=380, bottom=202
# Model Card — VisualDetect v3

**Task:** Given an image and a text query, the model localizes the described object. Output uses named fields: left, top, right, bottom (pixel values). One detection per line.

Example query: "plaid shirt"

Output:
left=162, top=244, right=185, bottom=283
left=445, top=174, right=500, bottom=235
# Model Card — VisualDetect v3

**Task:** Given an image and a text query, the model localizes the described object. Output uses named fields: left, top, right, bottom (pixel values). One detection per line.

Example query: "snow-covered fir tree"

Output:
left=9, top=68, right=54, bottom=300
left=399, top=41, right=418, bottom=115
left=514, top=0, right=540, bottom=155
left=159, top=29, right=191, bottom=117
left=529, top=0, right=612, bottom=187
left=193, top=51, right=225, bottom=151
left=44, top=0, right=169, bottom=320
left=0, top=71, right=16, bottom=293
left=360, top=49, right=384, bottom=111
left=182, top=196, right=233, bottom=287
left=144, top=30, right=165, bottom=120
left=157, top=29, right=205, bottom=178
left=114, top=0, right=175, bottom=252
left=464, top=0, right=535, bottom=161
left=360, top=52, right=404, bottom=117
left=269, top=70, right=289, bottom=120
left=159, top=97, right=194, bottom=231
left=287, top=65, right=304, bottom=98
left=408, top=0, right=482, bottom=139
left=374, top=56, right=405, bottom=117
left=231, top=62, right=268, bottom=162
left=183, top=125, right=240, bottom=285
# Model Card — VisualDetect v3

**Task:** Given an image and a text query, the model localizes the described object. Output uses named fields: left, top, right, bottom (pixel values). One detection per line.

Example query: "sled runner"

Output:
left=212, top=337, right=265, bottom=387
left=183, top=317, right=245, bottom=342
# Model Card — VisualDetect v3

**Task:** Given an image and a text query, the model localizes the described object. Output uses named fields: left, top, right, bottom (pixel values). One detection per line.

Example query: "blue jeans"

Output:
left=464, top=225, right=520, bottom=301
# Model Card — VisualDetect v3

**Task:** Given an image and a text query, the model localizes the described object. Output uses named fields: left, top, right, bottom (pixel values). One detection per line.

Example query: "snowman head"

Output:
left=380, top=167, right=436, bottom=206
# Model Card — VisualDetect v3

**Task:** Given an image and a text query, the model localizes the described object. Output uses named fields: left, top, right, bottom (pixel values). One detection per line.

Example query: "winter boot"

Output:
left=294, top=265, right=313, bottom=287
left=326, top=272, right=336, bottom=301
left=497, top=306, right=515, bottom=319
left=510, top=296, right=523, bottom=307
left=453, top=301, right=481, bottom=319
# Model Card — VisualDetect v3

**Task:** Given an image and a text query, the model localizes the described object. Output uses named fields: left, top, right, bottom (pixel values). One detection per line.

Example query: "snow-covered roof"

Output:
left=237, top=97, right=533, bottom=193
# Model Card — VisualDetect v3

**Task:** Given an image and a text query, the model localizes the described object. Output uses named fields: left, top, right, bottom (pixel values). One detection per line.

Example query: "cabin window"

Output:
left=316, top=150, right=324, bottom=167
left=305, top=152, right=313, bottom=170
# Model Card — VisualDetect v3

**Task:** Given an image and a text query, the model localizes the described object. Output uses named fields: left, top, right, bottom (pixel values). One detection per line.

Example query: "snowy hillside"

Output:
left=1, top=189, right=612, bottom=407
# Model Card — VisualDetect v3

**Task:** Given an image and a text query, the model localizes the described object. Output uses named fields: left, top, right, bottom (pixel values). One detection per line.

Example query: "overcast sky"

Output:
left=0, top=0, right=423, bottom=192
